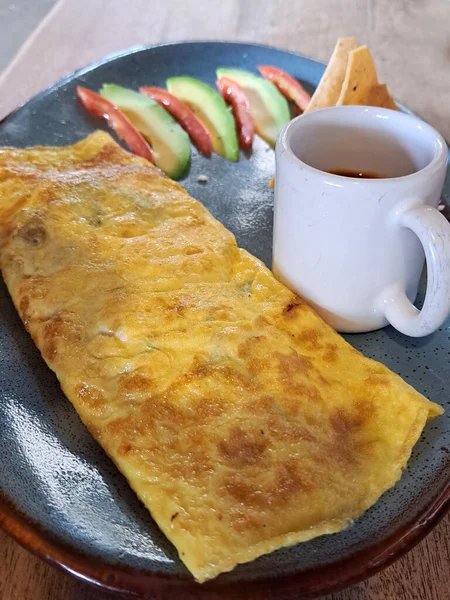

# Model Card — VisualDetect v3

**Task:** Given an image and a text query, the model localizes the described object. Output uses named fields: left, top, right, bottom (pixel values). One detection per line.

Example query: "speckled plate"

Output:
left=0, top=41, right=449, bottom=600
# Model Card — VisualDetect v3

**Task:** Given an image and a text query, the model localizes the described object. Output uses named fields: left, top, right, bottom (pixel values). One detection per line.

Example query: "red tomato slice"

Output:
left=76, top=86, right=153, bottom=162
left=139, top=87, right=212, bottom=157
left=257, top=66, right=311, bottom=113
left=216, top=77, right=254, bottom=151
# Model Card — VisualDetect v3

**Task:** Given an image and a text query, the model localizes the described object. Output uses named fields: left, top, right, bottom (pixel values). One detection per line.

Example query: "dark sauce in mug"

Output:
left=327, top=169, right=386, bottom=179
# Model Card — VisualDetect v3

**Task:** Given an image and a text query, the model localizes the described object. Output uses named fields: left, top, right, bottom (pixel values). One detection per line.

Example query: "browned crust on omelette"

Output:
left=0, top=131, right=442, bottom=582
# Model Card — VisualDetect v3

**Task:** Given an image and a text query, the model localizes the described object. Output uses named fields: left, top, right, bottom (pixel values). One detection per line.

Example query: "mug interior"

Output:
left=286, top=107, right=443, bottom=179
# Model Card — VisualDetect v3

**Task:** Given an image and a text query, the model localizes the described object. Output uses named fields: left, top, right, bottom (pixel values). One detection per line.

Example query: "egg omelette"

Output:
left=0, top=131, right=442, bottom=582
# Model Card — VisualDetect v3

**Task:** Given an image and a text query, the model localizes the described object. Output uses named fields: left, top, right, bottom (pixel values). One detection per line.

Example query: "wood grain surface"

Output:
left=0, top=0, right=449, bottom=599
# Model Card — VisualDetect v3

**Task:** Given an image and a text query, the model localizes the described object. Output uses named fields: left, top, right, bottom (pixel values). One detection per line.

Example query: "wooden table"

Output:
left=0, top=1, right=449, bottom=598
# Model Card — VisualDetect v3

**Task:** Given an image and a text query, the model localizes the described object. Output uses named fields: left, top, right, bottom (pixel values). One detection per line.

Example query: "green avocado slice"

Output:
left=100, top=84, right=190, bottom=179
left=216, top=68, right=290, bottom=147
left=166, top=77, right=239, bottom=162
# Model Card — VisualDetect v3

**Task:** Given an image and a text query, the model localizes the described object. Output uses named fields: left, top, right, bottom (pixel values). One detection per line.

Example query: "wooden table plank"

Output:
left=0, top=0, right=449, bottom=599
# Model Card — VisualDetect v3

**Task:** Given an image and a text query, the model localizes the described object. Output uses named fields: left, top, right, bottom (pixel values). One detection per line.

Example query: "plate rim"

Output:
left=1, top=480, right=449, bottom=599
left=0, top=39, right=449, bottom=599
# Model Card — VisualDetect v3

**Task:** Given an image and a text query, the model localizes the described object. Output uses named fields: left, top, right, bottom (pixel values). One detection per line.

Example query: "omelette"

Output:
left=0, top=131, right=442, bottom=582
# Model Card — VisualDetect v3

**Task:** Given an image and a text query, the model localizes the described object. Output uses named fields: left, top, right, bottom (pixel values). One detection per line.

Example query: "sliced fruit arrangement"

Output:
left=76, top=65, right=311, bottom=178
left=76, top=87, right=153, bottom=162
left=216, top=77, right=254, bottom=151
left=100, top=84, right=191, bottom=180
left=216, top=68, right=290, bottom=147
left=257, top=65, right=311, bottom=113
left=167, top=77, right=239, bottom=162
left=139, top=87, right=213, bottom=157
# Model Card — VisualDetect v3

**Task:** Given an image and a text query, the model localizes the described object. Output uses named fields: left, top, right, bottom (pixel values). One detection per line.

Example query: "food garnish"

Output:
left=258, top=65, right=311, bottom=113
left=216, top=68, right=290, bottom=147
left=77, top=86, right=153, bottom=162
left=167, top=76, right=239, bottom=162
left=100, top=84, right=191, bottom=179
left=216, top=77, right=254, bottom=150
left=140, top=87, right=213, bottom=156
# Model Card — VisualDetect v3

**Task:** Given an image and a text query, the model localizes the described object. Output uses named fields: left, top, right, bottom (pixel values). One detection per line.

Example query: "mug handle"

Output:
left=377, top=204, right=450, bottom=337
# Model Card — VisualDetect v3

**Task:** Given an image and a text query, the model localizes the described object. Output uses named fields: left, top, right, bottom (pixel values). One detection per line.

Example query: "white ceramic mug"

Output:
left=273, top=106, right=450, bottom=337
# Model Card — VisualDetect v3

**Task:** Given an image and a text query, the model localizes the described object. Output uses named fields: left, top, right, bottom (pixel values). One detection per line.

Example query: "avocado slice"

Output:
left=166, top=77, right=239, bottom=162
left=216, top=68, right=290, bottom=147
left=100, top=84, right=190, bottom=179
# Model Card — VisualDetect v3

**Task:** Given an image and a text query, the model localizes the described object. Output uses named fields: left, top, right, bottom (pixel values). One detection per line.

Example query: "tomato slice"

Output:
left=216, top=77, right=254, bottom=151
left=76, top=86, right=153, bottom=162
left=257, top=66, right=311, bottom=113
left=139, top=87, right=213, bottom=157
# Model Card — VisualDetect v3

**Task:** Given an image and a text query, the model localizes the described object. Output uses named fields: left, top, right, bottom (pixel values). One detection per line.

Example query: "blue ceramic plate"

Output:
left=0, top=42, right=449, bottom=600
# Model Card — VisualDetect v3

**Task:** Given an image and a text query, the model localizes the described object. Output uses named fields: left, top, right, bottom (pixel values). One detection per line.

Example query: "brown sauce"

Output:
left=327, top=169, right=386, bottom=179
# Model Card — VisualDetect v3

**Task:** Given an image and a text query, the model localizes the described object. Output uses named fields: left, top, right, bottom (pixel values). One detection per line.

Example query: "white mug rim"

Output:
left=278, top=105, right=448, bottom=185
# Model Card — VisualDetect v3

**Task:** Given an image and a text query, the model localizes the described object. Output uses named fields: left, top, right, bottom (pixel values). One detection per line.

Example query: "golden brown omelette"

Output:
left=0, top=131, right=442, bottom=582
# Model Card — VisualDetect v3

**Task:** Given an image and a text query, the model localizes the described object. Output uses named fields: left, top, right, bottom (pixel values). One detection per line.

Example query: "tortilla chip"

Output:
left=305, top=37, right=358, bottom=111
left=336, top=45, right=378, bottom=105
left=366, top=83, right=398, bottom=110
